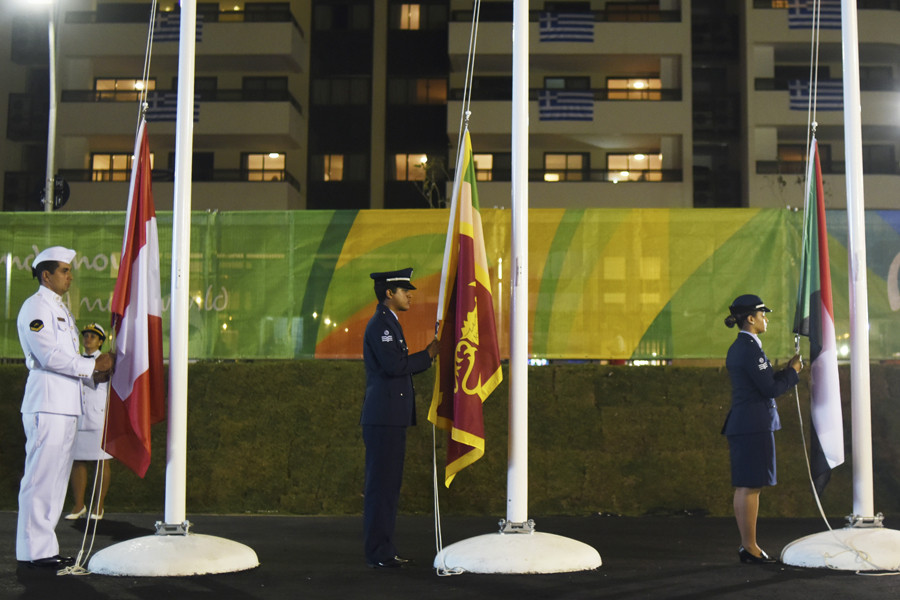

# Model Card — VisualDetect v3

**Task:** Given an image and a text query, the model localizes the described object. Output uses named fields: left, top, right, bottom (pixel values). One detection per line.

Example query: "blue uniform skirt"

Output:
left=727, top=431, right=777, bottom=488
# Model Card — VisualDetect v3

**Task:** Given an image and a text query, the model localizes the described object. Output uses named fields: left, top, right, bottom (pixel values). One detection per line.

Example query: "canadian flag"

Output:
left=105, top=118, right=166, bottom=477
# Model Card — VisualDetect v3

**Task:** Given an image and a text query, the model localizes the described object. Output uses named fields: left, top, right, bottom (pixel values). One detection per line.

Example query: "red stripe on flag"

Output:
left=105, top=119, right=166, bottom=478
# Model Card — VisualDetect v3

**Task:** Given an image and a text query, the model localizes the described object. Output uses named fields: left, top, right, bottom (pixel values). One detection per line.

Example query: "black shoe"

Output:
left=738, top=546, right=778, bottom=564
left=367, top=555, right=411, bottom=569
left=18, top=555, right=75, bottom=568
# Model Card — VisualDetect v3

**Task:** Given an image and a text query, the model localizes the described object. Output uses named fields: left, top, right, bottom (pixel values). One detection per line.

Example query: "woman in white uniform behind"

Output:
left=65, top=323, right=112, bottom=520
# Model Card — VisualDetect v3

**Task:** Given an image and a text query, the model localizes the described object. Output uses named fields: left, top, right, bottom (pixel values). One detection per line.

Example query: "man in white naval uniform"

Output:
left=16, top=246, right=114, bottom=568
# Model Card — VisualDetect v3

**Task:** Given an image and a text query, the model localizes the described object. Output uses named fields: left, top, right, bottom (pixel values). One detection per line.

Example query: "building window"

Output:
left=323, top=155, right=344, bottom=181
left=95, top=78, right=156, bottom=102
left=244, top=152, right=285, bottom=182
left=473, top=154, right=493, bottom=181
left=312, top=154, right=367, bottom=181
left=389, top=2, right=447, bottom=30
left=396, top=3, right=420, bottom=29
left=313, top=2, right=372, bottom=30
left=311, top=78, right=370, bottom=105
left=394, top=153, right=428, bottom=181
left=91, top=152, right=154, bottom=181
left=544, top=76, right=590, bottom=91
left=243, top=76, right=288, bottom=100
left=863, top=145, right=895, bottom=174
left=387, top=78, right=447, bottom=105
left=544, top=153, right=588, bottom=182
left=607, top=77, right=661, bottom=100
left=606, top=153, right=662, bottom=182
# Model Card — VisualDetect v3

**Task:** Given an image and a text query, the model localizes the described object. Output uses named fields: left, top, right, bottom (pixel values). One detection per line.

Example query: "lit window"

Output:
left=399, top=4, right=420, bottom=30
left=607, top=78, right=661, bottom=101
left=245, top=152, right=285, bottom=182
left=415, top=79, right=447, bottom=104
left=91, top=152, right=154, bottom=182
left=473, top=154, right=493, bottom=182
left=324, top=155, right=344, bottom=181
left=544, top=153, right=586, bottom=182
left=95, top=78, right=156, bottom=102
left=394, top=154, right=428, bottom=181
left=606, top=153, right=663, bottom=182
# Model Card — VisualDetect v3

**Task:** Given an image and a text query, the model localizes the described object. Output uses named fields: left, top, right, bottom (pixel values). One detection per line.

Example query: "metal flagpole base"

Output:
left=88, top=521, right=259, bottom=576
left=434, top=520, right=602, bottom=574
left=781, top=515, right=900, bottom=571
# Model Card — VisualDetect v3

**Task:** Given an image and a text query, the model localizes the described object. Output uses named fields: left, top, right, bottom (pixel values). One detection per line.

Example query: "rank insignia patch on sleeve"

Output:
left=30, top=320, right=44, bottom=332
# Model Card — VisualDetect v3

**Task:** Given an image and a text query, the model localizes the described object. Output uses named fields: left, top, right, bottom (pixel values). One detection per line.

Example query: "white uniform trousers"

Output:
left=16, top=412, right=77, bottom=561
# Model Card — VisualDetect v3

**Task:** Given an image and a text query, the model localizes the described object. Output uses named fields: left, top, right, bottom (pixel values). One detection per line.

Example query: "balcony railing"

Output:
left=755, top=78, right=899, bottom=92
left=753, top=0, right=900, bottom=10
left=468, top=169, right=682, bottom=183
left=60, top=89, right=304, bottom=116
left=64, top=5, right=304, bottom=38
left=449, top=88, right=682, bottom=102
left=451, top=6, right=682, bottom=23
left=756, top=161, right=900, bottom=175
left=56, top=168, right=301, bottom=192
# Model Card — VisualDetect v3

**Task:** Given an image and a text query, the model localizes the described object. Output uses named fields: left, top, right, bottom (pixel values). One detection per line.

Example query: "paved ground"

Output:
left=2, top=511, right=900, bottom=599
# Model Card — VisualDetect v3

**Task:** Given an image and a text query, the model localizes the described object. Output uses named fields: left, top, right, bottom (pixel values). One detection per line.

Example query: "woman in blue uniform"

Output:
left=722, top=294, right=802, bottom=564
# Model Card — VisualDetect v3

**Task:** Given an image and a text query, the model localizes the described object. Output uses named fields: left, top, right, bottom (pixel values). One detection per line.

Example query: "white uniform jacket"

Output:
left=17, top=286, right=95, bottom=416
left=79, top=350, right=108, bottom=430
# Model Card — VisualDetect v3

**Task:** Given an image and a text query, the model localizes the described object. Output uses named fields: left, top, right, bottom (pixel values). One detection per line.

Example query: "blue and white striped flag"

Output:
left=538, top=90, right=594, bottom=121
left=789, top=80, right=843, bottom=111
left=788, top=0, right=841, bottom=30
left=145, top=92, right=200, bottom=122
left=153, top=12, right=204, bottom=43
left=539, top=12, right=594, bottom=42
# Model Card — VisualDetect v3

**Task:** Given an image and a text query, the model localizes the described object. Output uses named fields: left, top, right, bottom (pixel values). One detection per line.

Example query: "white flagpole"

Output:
left=89, top=0, right=258, bottom=576
left=839, top=0, right=875, bottom=522
left=781, top=0, right=900, bottom=572
left=432, top=0, right=599, bottom=573
left=164, top=0, right=198, bottom=529
left=506, top=0, right=529, bottom=528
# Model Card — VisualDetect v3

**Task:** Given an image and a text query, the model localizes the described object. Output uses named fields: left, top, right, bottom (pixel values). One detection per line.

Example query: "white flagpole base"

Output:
left=88, top=533, right=259, bottom=576
left=781, top=527, right=900, bottom=571
left=434, top=531, right=601, bottom=574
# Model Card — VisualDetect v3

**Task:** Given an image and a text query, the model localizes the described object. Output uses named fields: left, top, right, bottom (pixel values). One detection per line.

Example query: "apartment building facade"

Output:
left=2, top=0, right=899, bottom=212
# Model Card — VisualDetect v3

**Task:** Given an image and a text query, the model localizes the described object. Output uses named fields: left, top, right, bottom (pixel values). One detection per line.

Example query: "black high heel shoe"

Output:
left=738, top=546, right=778, bottom=564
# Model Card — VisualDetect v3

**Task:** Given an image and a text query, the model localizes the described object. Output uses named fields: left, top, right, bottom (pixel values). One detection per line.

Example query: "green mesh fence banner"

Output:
left=2, top=209, right=899, bottom=361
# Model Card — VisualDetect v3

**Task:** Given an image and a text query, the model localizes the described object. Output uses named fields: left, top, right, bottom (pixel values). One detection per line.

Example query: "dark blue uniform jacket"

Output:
left=360, top=304, right=433, bottom=427
left=722, top=332, right=799, bottom=436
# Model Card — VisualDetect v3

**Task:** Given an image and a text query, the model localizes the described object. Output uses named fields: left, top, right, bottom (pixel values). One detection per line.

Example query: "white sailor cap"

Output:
left=81, top=322, right=107, bottom=341
left=32, top=246, right=76, bottom=269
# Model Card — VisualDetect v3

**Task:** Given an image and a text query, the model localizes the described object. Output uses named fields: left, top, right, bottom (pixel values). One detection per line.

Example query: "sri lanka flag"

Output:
left=428, top=128, right=503, bottom=487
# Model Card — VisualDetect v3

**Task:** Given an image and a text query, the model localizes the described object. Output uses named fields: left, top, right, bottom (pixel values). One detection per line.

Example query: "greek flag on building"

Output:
left=789, top=80, right=843, bottom=111
left=145, top=92, right=201, bottom=122
left=153, top=12, right=204, bottom=42
left=539, top=90, right=594, bottom=121
left=539, top=12, right=594, bottom=42
left=788, top=0, right=841, bottom=30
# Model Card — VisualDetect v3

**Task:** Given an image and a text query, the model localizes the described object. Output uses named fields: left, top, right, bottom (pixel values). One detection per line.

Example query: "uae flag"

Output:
left=428, top=129, right=502, bottom=487
left=793, top=136, right=844, bottom=495
left=105, top=118, right=166, bottom=477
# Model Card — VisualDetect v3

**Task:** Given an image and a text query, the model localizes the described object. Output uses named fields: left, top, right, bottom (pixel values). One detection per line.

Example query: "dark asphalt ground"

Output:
left=2, top=511, right=900, bottom=599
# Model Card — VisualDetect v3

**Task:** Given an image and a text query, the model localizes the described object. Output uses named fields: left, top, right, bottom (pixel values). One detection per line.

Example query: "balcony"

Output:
left=750, top=1, right=900, bottom=44
left=57, top=90, right=305, bottom=146
left=448, top=91, right=688, bottom=136
left=449, top=7, right=687, bottom=72
left=59, top=9, right=306, bottom=72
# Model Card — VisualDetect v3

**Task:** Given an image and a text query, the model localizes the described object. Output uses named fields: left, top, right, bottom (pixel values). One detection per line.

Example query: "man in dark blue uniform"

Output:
left=361, top=267, right=439, bottom=568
